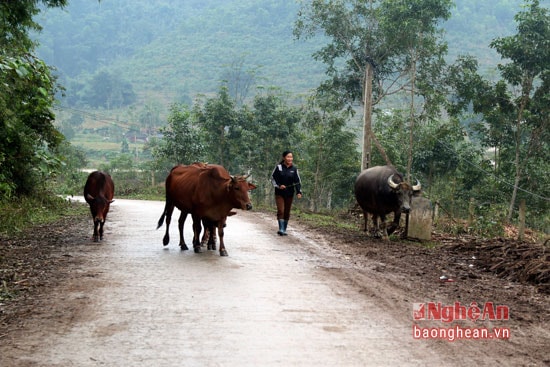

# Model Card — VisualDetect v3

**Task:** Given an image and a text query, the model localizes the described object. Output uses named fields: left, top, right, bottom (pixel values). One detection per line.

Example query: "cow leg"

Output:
left=207, top=221, right=216, bottom=251
left=200, top=220, right=209, bottom=247
left=207, top=226, right=216, bottom=251
left=162, top=203, right=175, bottom=247
left=200, top=219, right=215, bottom=250
left=99, top=220, right=105, bottom=241
left=92, top=219, right=100, bottom=242
left=178, top=212, right=189, bottom=251
left=217, top=222, right=227, bottom=257
left=192, top=215, right=202, bottom=253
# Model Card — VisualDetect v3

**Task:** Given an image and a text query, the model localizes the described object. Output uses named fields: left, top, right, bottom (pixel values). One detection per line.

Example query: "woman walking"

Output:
left=271, top=150, right=302, bottom=235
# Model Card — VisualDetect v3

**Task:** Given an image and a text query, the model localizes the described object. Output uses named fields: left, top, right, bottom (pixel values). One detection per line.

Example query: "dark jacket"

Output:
left=271, top=163, right=302, bottom=198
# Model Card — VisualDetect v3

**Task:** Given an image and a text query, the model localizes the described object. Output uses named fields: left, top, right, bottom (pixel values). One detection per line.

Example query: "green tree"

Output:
left=194, top=85, right=237, bottom=168
left=378, top=0, right=452, bottom=179
left=85, top=70, right=137, bottom=109
left=221, top=56, right=259, bottom=107
left=246, top=91, right=302, bottom=203
left=447, top=0, right=549, bottom=223
left=299, top=97, right=360, bottom=211
left=489, top=0, right=549, bottom=222
left=294, top=0, right=453, bottom=170
left=152, top=104, right=204, bottom=170
left=0, top=0, right=70, bottom=197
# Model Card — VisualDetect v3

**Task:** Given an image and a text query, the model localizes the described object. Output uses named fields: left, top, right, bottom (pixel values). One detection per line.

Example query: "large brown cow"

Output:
left=354, top=165, right=421, bottom=240
left=157, top=163, right=256, bottom=256
left=84, top=171, right=115, bottom=242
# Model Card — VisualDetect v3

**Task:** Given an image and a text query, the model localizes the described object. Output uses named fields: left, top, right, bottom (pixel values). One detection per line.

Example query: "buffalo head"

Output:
left=387, top=174, right=421, bottom=214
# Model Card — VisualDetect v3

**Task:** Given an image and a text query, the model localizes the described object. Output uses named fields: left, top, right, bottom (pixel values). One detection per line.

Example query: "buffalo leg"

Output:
left=372, top=214, right=389, bottom=239
left=371, top=215, right=381, bottom=238
left=362, top=210, right=369, bottom=232
left=178, top=212, right=189, bottom=251
left=387, top=212, right=401, bottom=236
left=380, top=214, right=390, bottom=241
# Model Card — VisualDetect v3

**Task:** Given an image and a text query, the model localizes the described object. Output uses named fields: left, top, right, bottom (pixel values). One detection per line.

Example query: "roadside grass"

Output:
left=292, top=208, right=359, bottom=231
left=0, top=194, right=88, bottom=237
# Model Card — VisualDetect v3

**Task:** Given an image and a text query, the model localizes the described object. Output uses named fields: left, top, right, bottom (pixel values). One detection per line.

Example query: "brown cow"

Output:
left=157, top=163, right=256, bottom=256
left=200, top=211, right=236, bottom=250
left=84, top=171, right=115, bottom=242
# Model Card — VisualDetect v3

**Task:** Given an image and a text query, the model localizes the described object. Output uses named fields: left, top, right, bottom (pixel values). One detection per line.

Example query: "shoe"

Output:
left=282, top=220, right=288, bottom=235
left=277, top=219, right=284, bottom=236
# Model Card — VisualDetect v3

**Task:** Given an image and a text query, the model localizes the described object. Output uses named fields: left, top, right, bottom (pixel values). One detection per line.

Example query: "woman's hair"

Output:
left=280, top=150, right=292, bottom=164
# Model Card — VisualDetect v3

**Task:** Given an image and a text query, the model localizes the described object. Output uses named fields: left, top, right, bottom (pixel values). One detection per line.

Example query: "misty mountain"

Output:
left=35, top=0, right=524, bottom=108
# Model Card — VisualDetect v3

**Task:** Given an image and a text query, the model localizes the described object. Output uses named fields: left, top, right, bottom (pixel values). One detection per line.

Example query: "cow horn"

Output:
left=412, top=180, right=421, bottom=191
left=387, top=174, right=399, bottom=189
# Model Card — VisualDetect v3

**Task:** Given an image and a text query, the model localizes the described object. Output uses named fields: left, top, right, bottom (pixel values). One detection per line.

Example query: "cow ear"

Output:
left=248, top=183, right=257, bottom=190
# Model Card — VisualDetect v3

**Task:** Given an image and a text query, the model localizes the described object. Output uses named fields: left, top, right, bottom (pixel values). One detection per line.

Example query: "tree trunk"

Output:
left=507, top=79, right=531, bottom=223
left=407, top=53, right=417, bottom=181
left=361, top=62, right=391, bottom=170
left=361, top=63, right=374, bottom=171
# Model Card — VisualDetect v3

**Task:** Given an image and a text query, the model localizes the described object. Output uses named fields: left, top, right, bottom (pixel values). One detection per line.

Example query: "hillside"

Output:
left=35, top=0, right=525, bottom=108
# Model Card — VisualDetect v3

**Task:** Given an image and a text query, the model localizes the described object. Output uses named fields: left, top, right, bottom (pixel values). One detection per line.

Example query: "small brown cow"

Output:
left=84, top=171, right=115, bottom=242
left=157, top=163, right=256, bottom=256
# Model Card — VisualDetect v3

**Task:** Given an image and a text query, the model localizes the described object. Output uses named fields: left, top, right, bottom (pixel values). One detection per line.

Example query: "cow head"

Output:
left=387, top=174, right=421, bottom=213
left=228, top=175, right=256, bottom=210
left=86, top=193, right=114, bottom=223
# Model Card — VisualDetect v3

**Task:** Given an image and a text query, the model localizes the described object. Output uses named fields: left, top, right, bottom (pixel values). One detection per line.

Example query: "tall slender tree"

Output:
left=294, top=0, right=452, bottom=171
left=490, top=0, right=549, bottom=222
left=447, top=0, right=549, bottom=222
left=194, top=85, right=237, bottom=168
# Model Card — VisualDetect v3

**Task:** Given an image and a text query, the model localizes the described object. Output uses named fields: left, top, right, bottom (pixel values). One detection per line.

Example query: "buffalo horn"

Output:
left=412, top=180, right=421, bottom=191
left=387, top=174, right=399, bottom=189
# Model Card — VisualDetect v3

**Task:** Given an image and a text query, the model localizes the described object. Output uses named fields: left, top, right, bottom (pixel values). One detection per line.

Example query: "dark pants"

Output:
left=275, top=195, right=294, bottom=221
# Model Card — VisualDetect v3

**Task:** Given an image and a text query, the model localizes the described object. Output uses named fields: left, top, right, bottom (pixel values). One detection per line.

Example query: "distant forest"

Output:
left=35, top=0, right=523, bottom=109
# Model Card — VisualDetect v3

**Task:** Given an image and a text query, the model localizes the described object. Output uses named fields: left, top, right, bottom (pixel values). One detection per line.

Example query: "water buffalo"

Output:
left=84, top=171, right=115, bottom=242
left=354, top=165, right=421, bottom=239
left=157, top=163, right=256, bottom=256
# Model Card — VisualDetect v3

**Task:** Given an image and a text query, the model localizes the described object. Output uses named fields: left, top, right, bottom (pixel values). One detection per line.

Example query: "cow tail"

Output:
left=157, top=202, right=168, bottom=229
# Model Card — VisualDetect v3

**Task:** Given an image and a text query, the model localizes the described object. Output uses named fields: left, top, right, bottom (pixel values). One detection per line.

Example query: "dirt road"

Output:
left=1, top=199, right=547, bottom=366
